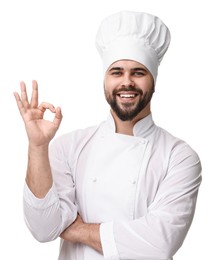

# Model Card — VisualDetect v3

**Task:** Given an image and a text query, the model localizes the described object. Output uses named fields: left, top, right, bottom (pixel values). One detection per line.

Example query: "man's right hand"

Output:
left=14, top=80, right=63, bottom=147
left=14, top=80, right=63, bottom=197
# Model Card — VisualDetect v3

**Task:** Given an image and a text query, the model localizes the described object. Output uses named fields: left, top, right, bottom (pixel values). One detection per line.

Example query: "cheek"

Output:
left=138, top=78, right=154, bottom=92
left=104, top=80, right=119, bottom=92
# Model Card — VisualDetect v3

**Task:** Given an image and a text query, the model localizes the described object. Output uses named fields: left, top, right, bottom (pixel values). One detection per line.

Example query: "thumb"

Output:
left=53, top=107, right=63, bottom=129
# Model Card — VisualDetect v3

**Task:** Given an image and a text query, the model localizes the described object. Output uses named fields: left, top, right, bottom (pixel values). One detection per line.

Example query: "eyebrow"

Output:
left=109, top=67, right=147, bottom=72
left=132, top=67, right=147, bottom=72
left=109, top=67, right=123, bottom=71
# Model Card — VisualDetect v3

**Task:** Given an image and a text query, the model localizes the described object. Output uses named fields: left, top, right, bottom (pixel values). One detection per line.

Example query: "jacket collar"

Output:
left=106, top=112, right=155, bottom=138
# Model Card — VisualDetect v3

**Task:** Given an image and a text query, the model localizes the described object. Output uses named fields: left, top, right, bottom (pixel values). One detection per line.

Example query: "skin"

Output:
left=14, top=59, right=154, bottom=255
left=104, top=59, right=154, bottom=135
left=14, top=80, right=62, bottom=198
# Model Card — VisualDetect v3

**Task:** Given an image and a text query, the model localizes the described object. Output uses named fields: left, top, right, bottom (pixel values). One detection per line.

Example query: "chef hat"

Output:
left=95, top=11, right=171, bottom=83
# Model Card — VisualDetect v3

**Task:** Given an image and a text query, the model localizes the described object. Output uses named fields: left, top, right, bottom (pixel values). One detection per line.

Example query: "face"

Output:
left=104, top=60, right=154, bottom=121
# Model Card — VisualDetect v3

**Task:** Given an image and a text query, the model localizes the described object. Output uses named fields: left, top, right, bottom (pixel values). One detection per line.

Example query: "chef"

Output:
left=14, top=11, right=202, bottom=260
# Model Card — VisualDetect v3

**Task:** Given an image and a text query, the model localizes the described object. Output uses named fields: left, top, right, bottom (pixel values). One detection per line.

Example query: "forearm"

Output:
left=26, top=143, right=53, bottom=198
left=60, top=215, right=103, bottom=254
left=76, top=223, right=102, bottom=253
left=24, top=144, right=78, bottom=242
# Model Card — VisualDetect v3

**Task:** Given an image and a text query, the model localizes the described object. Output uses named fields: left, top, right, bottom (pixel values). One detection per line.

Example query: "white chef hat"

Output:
left=95, top=11, right=171, bottom=83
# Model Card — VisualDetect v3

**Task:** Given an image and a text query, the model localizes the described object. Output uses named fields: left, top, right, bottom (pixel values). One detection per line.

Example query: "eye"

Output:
left=111, top=71, right=122, bottom=76
left=133, top=71, right=145, bottom=76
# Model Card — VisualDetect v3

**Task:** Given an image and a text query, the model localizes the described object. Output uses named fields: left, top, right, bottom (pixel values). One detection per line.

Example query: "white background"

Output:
left=0, top=0, right=215, bottom=259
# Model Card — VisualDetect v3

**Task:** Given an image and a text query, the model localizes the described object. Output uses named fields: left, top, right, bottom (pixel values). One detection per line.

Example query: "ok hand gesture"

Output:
left=14, top=80, right=63, bottom=147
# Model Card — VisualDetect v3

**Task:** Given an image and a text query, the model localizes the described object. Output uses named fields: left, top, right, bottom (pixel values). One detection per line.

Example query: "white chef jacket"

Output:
left=23, top=113, right=202, bottom=260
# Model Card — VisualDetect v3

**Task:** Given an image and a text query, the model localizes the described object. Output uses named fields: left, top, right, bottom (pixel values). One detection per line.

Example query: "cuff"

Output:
left=23, top=181, right=59, bottom=209
left=100, top=221, right=119, bottom=259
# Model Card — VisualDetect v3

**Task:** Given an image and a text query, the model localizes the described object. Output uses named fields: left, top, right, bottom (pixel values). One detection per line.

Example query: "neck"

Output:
left=111, top=106, right=151, bottom=136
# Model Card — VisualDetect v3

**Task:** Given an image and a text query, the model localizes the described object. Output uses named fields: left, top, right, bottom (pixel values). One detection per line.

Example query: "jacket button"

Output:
left=92, top=177, right=97, bottom=182
left=129, top=179, right=136, bottom=184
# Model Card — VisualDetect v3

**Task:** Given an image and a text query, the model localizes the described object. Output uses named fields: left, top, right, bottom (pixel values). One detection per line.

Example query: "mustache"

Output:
left=112, top=86, right=143, bottom=95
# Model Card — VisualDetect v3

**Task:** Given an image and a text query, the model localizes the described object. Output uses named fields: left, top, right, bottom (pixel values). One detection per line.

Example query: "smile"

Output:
left=117, top=92, right=139, bottom=99
left=119, top=94, right=137, bottom=98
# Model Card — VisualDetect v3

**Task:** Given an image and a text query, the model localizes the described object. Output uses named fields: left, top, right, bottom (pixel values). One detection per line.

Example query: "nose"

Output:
left=121, top=74, right=135, bottom=88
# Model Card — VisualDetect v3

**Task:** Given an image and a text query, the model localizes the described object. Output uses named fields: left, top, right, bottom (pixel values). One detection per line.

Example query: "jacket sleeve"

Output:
left=100, top=143, right=202, bottom=259
left=23, top=133, right=77, bottom=243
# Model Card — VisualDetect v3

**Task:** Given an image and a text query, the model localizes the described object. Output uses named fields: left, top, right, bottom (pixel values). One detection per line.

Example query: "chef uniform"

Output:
left=23, top=11, right=202, bottom=260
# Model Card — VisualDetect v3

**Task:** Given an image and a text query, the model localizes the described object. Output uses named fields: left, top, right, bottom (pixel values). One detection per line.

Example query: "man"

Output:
left=14, top=11, right=202, bottom=260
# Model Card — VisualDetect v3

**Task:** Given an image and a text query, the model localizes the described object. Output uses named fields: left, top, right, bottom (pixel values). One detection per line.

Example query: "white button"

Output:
left=140, top=139, right=145, bottom=144
left=129, top=179, right=136, bottom=184
left=92, top=177, right=97, bottom=182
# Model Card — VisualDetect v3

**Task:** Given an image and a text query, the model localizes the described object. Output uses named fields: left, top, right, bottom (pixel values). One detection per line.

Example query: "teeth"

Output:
left=119, top=94, right=136, bottom=98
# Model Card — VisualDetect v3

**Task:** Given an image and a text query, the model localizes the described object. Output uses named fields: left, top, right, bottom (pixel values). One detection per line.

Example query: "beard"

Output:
left=105, top=85, right=154, bottom=121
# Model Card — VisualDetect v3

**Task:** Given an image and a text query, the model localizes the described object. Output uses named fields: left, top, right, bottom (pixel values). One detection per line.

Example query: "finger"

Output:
left=38, top=102, right=56, bottom=113
left=53, top=107, right=63, bottom=129
left=13, top=91, right=26, bottom=115
left=13, top=91, right=21, bottom=103
left=20, top=81, right=30, bottom=107
left=30, top=80, right=39, bottom=108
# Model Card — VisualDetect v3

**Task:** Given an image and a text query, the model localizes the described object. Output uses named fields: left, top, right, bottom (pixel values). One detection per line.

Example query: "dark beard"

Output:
left=105, top=86, right=154, bottom=121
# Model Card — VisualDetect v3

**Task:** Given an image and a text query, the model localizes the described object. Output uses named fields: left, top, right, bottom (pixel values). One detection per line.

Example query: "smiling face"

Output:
left=104, top=60, right=155, bottom=121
